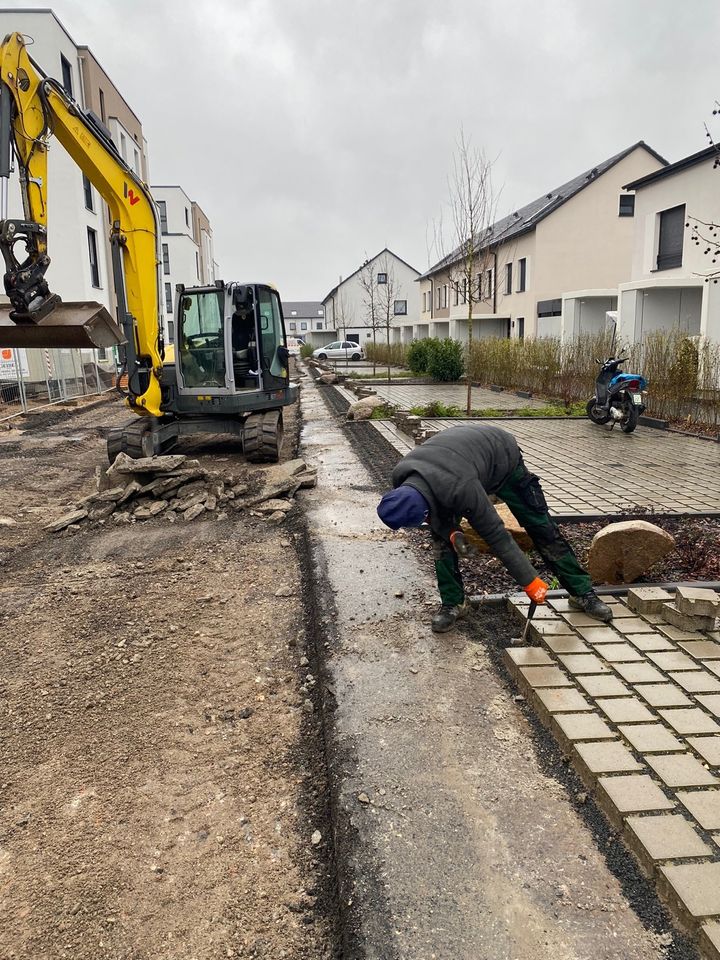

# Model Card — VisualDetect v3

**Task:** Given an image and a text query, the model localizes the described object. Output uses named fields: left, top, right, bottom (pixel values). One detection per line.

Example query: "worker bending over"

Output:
left=377, top=423, right=612, bottom=633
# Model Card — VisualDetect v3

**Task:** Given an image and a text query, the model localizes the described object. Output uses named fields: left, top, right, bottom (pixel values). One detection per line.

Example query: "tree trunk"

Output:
left=372, top=329, right=377, bottom=376
left=466, top=293, right=473, bottom=415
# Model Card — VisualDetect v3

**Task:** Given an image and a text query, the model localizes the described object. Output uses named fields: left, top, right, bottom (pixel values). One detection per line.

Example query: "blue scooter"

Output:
left=586, top=356, right=648, bottom=434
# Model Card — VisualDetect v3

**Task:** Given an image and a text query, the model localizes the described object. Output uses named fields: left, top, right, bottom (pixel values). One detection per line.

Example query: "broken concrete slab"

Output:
left=675, top=586, right=720, bottom=619
left=662, top=601, right=716, bottom=634
left=45, top=509, right=88, bottom=532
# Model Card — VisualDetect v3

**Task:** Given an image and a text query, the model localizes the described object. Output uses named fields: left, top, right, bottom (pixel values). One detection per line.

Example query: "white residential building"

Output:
left=283, top=301, right=327, bottom=343
left=617, top=146, right=720, bottom=343
left=322, top=248, right=420, bottom=346
left=151, top=186, right=217, bottom=344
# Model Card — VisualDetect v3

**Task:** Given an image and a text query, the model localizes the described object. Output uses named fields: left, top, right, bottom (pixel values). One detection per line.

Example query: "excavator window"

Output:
left=257, top=288, right=286, bottom=379
left=178, top=290, right=226, bottom=389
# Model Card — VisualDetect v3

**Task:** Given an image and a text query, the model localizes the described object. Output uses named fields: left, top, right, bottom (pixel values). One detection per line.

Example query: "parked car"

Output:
left=313, top=340, right=365, bottom=361
left=286, top=337, right=303, bottom=356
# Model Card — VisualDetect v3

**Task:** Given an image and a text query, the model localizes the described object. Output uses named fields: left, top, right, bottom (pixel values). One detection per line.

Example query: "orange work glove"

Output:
left=524, top=577, right=549, bottom=604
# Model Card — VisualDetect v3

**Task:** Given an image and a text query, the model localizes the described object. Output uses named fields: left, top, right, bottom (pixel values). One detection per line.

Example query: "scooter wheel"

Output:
left=621, top=403, right=639, bottom=433
left=586, top=397, right=611, bottom=424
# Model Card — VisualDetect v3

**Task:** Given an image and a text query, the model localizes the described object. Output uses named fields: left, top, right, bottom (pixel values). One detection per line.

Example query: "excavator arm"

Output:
left=0, top=32, right=163, bottom=417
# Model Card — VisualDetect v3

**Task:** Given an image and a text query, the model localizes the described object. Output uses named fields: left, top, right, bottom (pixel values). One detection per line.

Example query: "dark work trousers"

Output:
left=433, top=460, right=593, bottom=606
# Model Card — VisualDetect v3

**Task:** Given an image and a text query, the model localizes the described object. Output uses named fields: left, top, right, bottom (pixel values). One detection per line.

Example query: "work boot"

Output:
left=570, top=591, right=613, bottom=623
left=431, top=602, right=468, bottom=633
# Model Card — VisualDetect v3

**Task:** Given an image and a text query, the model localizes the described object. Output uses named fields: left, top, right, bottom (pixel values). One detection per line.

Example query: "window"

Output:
left=195, top=252, right=200, bottom=279
left=537, top=298, right=562, bottom=317
left=453, top=283, right=459, bottom=306
left=477, top=274, right=482, bottom=300
left=167, top=320, right=175, bottom=344
left=443, top=284, right=449, bottom=308
left=157, top=200, right=168, bottom=234
left=436, top=286, right=441, bottom=309
left=300, top=322, right=308, bottom=331
left=462, top=278, right=468, bottom=303
left=517, top=317, right=525, bottom=340
left=377, top=272, right=387, bottom=284
left=87, top=227, right=100, bottom=287
left=165, top=282, right=173, bottom=314
left=393, top=300, right=407, bottom=315
left=316, top=321, right=323, bottom=330
left=162, top=243, right=170, bottom=275
left=133, top=149, right=140, bottom=174
left=486, top=269, right=493, bottom=298
left=60, top=55, right=73, bottom=96
left=619, top=194, right=635, bottom=217
left=289, top=321, right=296, bottom=330
left=505, top=262, right=513, bottom=295
left=657, top=204, right=685, bottom=270
left=518, top=258, right=527, bottom=293
left=185, top=207, right=190, bottom=227
left=120, top=133, right=127, bottom=161
left=99, top=88, right=106, bottom=123
left=82, top=174, right=94, bottom=212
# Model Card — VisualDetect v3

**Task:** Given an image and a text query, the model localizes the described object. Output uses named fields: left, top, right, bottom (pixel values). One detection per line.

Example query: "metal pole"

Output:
left=14, top=348, right=27, bottom=413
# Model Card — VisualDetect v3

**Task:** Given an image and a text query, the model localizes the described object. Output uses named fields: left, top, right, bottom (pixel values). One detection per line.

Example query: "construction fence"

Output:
left=0, top=346, right=117, bottom=422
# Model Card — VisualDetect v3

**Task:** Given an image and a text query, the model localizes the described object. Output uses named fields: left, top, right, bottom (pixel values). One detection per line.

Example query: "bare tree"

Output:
left=433, top=129, right=501, bottom=414
left=358, top=258, right=384, bottom=375
left=375, top=253, right=399, bottom=380
left=687, top=101, right=720, bottom=284
left=334, top=286, right=354, bottom=341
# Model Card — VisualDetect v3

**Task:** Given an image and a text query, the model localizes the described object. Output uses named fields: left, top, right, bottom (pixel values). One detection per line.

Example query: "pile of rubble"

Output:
left=45, top=452, right=317, bottom=533
left=628, top=585, right=720, bottom=632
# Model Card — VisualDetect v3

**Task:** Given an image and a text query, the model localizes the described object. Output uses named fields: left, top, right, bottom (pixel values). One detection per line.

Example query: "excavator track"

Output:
left=243, top=410, right=283, bottom=463
left=107, top=420, right=156, bottom=462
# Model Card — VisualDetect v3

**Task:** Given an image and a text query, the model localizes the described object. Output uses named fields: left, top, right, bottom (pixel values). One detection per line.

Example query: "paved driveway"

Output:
left=369, top=383, right=547, bottom=410
left=371, top=416, right=720, bottom=516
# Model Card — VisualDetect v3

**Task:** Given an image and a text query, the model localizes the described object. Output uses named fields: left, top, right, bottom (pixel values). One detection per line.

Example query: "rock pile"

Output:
left=45, top=453, right=317, bottom=533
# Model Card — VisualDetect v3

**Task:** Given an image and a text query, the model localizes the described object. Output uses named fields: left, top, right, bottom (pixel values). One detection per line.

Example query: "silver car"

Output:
left=313, top=340, right=365, bottom=361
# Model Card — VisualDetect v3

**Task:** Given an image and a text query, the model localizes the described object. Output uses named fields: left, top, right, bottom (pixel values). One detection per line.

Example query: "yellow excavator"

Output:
left=0, top=32, right=295, bottom=461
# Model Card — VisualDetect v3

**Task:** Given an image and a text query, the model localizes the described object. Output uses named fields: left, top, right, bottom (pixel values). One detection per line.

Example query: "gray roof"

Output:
left=624, top=145, right=717, bottom=191
left=322, top=247, right=420, bottom=304
left=420, top=141, right=668, bottom=280
left=283, top=300, right=324, bottom=319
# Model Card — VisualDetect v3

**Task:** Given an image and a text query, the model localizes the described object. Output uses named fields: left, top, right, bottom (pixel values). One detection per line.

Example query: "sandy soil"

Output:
left=0, top=394, right=338, bottom=959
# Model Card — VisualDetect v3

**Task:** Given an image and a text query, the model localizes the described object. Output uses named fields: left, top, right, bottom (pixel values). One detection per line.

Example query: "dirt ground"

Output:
left=0, top=394, right=338, bottom=959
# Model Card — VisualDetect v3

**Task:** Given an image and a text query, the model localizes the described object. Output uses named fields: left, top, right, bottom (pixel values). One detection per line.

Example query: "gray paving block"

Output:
left=543, top=636, right=591, bottom=654
left=668, top=671, right=720, bottom=694
left=662, top=601, right=716, bottom=635
left=627, top=587, right=674, bottom=615
left=679, top=640, right=720, bottom=661
left=519, top=665, right=573, bottom=688
left=596, top=643, right=645, bottom=663
left=614, top=620, right=656, bottom=636
left=675, top=586, right=720, bottom=619
left=627, top=633, right=676, bottom=652
left=659, top=708, right=720, bottom=735
left=659, top=625, right=707, bottom=642
left=697, top=695, right=720, bottom=718
left=636, top=684, right=693, bottom=708
left=613, top=662, right=666, bottom=684
left=700, top=922, right=720, bottom=960
left=576, top=674, right=630, bottom=698
left=561, top=611, right=608, bottom=627
left=552, top=712, right=617, bottom=744
left=646, top=753, right=718, bottom=787
left=625, top=814, right=712, bottom=866
left=598, top=775, right=675, bottom=828
left=529, top=621, right=575, bottom=640
left=688, top=737, right=720, bottom=767
left=506, top=647, right=554, bottom=667
left=647, top=650, right=703, bottom=672
left=577, top=626, right=621, bottom=644
left=557, top=653, right=610, bottom=675
left=660, top=862, right=720, bottom=919
left=574, top=740, right=643, bottom=774
left=597, top=697, right=656, bottom=723
left=677, top=790, right=720, bottom=830
left=535, top=687, right=593, bottom=714
left=619, top=723, right=685, bottom=754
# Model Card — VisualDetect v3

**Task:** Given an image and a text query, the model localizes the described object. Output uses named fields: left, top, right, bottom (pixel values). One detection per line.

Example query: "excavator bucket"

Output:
left=0, top=300, right=126, bottom=349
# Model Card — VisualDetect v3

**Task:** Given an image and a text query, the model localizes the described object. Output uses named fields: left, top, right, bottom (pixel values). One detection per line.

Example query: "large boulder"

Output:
left=460, top=504, right=533, bottom=553
left=587, top=520, right=675, bottom=584
left=317, top=373, right=338, bottom=385
left=347, top=396, right=386, bottom=421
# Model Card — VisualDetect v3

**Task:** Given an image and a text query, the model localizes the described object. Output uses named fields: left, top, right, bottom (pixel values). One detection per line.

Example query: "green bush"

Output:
left=299, top=342, right=314, bottom=358
left=426, top=338, right=464, bottom=382
left=406, top=338, right=433, bottom=374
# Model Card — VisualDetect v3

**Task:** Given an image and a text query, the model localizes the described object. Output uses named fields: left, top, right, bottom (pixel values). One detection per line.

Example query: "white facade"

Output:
left=322, top=249, right=420, bottom=345
left=152, top=186, right=217, bottom=344
left=617, top=148, right=720, bottom=343
left=0, top=11, right=112, bottom=309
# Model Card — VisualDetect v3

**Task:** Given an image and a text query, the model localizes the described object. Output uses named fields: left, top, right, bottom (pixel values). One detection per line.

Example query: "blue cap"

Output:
left=377, top=485, right=429, bottom=530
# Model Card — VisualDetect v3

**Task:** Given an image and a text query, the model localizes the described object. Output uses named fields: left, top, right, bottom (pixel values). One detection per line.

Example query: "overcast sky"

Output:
left=3, top=0, right=718, bottom=299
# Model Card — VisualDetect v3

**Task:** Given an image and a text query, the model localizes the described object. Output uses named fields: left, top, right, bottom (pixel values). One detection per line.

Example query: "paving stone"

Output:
left=660, top=862, right=720, bottom=919
left=561, top=611, right=606, bottom=627
left=646, top=753, right=718, bottom=787
left=577, top=626, right=620, bottom=644
left=535, top=688, right=593, bottom=714
left=557, top=654, right=610, bottom=675
left=552, top=712, right=617, bottom=742
left=662, top=602, right=716, bottom=634
left=677, top=790, right=720, bottom=830
left=627, top=587, right=674, bottom=615
left=596, top=643, right=644, bottom=663
left=619, top=723, right=685, bottom=754
left=659, top=625, right=707, bottom=642
left=506, top=647, right=554, bottom=667
left=679, top=640, right=720, bottom=661
left=688, top=736, right=720, bottom=767
left=697, top=695, right=720, bottom=718
left=544, top=636, right=590, bottom=654
left=675, top=586, right=720, bottom=619
left=668, top=671, right=720, bottom=694
left=647, top=651, right=703, bottom=672
left=642, top=613, right=667, bottom=625
left=529, top=621, right=575, bottom=640
left=598, top=697, right=656, bottom=723
left=626, top=633, right=676, bottom=652
left=705, top=663, right=720, bottom=681
left=613, top=662, right=666, bottom=684
left=519, top=666, right=573, bottom=688
left=576, top=674, right=630, bottom=698
left=575, top=740, right=643, bottom=774
left=659, top=708, right=720, bottom=735
left=636, top=684, right=693, bottom=708
left=598, top=775, right=675, bottom=828
left=625, top=813, right=712, bottom=865
left=700, top=922, right=720, bottom=960
left=614, top=620, right=657, bottom=636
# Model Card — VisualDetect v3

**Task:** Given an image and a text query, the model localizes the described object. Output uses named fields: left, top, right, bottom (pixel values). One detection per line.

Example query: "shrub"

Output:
left=426, top=338, right=465, bottom=382
left=406, top=338, right=433, bottom=375
left=299, top=342, right=314, bottom=358
left=364, top=342, right=407, bottom=367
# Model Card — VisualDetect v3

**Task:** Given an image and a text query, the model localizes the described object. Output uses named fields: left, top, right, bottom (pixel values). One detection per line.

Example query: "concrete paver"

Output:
left=696, top=695, right=720, bottom=717
left=613, top=662, right=667, bottom=684
left=627, top=634, right=677, bottom=652
left=687, top=736, right=720, bottom=766
left=669, top=671, right=720, bottom=693
left=544, top=636, right=590, bottom=654
left=519, top=665, right=573, bottom=687
left=677, top=790, right=720, bottom=830
left=637, top=684, right=694, bottom=708
left=660, top=862, right=720, bottom=919
left=557, top=653, right=610, bottom=674
left=598, top=775, right=676, bottom=823
left=597, top=697, right=657, bottom=723
left=599, top=643, right=645, bottom=663
left=574, top=740, right=643, bottom=774
left=647, top=651, right=703, bottom=672
left=680, top=640, right=720, bottom=660
left=576, top=674, right=630, bottom=697
left=646, top=753, right=718, bottom=787
left=626, top=814, right=712, bottom=864
left=660, top=708, right=720, bottom=735
left=552, top=712, right=617, bottom=742
left=619, top=723, right=685, bottom=754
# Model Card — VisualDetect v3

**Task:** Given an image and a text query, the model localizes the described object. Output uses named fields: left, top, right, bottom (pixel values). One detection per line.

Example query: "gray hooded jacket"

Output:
left=391, top=423, right=538, bottom=586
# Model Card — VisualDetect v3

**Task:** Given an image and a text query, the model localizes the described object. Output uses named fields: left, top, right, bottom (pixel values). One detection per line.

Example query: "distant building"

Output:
left=283, top=301, right=325, bottom=340
left=322, top=248, right=421, bottom=345
left=151, top=186, right=217, bottom=344
left=618, top=146, right=720, bottom=343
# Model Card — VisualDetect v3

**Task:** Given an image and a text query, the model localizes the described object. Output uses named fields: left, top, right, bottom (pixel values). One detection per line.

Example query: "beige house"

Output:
left=412, top=142, right=667, bottom=343
left=617, top=145, right=720, bottom=343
